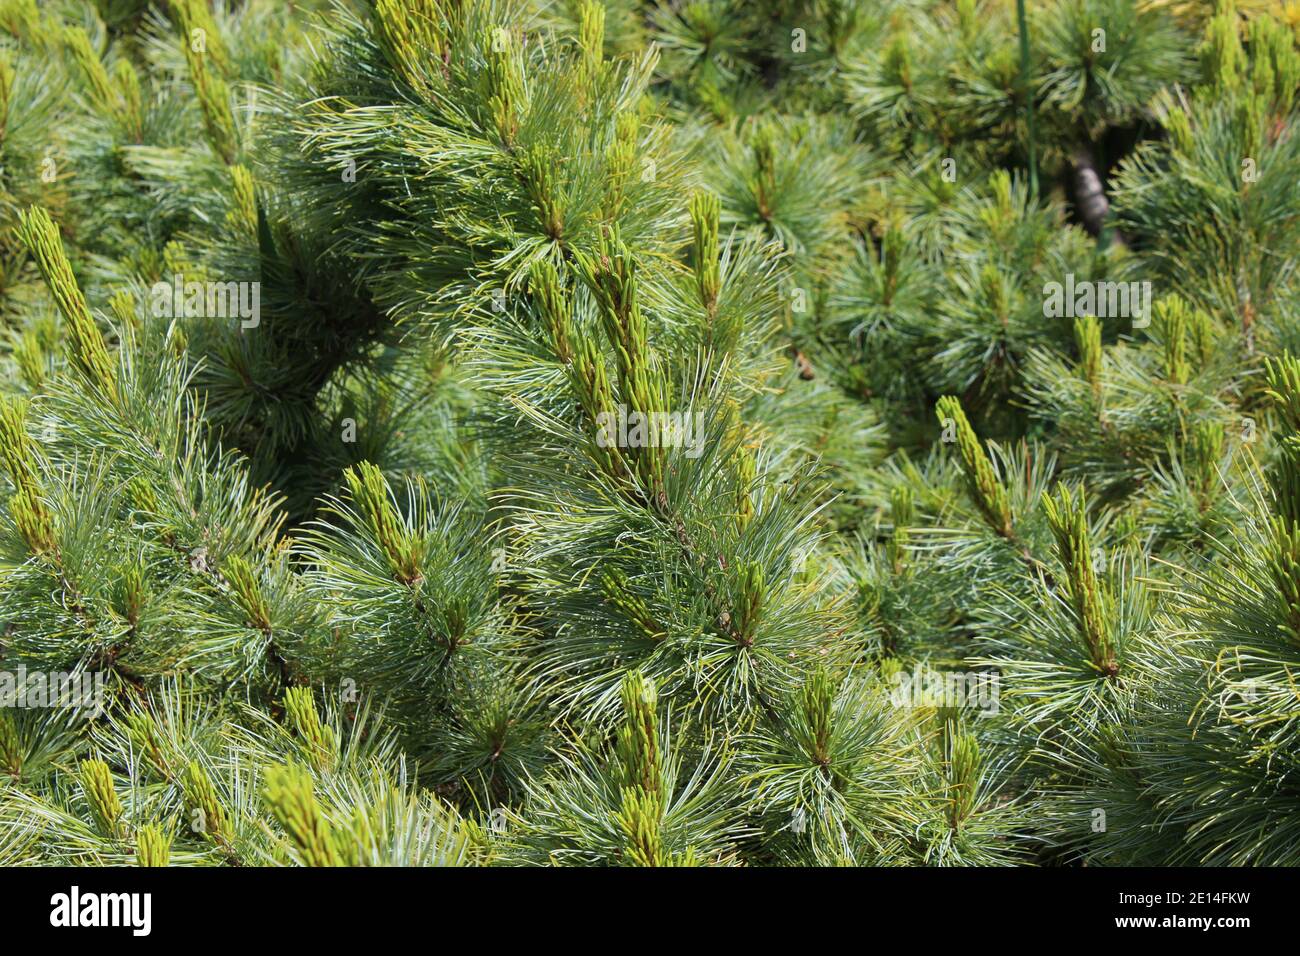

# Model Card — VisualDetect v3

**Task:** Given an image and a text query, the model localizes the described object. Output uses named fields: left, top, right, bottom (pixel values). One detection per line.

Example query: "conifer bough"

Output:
left=2, top=0, right=1300, bottom=872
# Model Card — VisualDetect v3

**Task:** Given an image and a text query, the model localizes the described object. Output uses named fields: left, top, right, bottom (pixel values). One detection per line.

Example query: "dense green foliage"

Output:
left=2, top=0, right=1300, bottom=866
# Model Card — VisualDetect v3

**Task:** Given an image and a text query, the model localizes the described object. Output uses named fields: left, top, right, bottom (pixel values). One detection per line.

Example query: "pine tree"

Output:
left=3, top=0, right=1300, bottom=869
